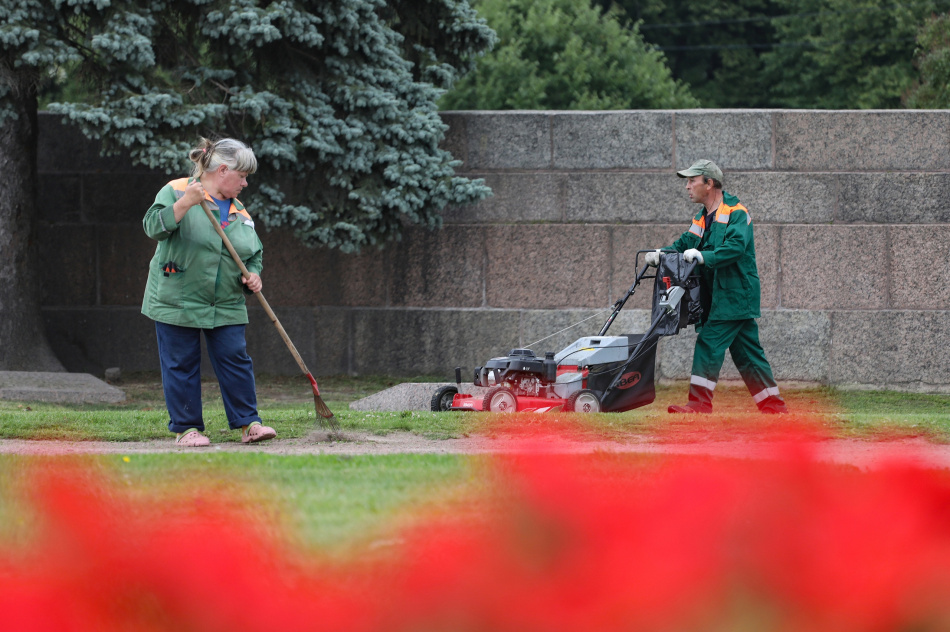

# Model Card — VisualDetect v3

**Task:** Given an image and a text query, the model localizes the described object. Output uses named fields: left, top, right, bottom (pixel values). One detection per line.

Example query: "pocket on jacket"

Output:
left=716, top=271, right=748, bottom=289
left=155, top=261, right=185, bottom=308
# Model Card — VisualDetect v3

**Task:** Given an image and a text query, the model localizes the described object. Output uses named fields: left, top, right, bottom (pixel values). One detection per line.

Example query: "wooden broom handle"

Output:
left=199, top=200, right=311, bottom=376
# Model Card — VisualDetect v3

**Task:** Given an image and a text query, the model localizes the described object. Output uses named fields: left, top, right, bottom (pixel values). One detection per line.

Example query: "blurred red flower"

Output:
left=2, top=430, right=950, bottom=631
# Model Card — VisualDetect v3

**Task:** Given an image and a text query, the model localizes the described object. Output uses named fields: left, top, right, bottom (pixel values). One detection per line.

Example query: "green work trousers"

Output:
left=687, top=318, right=785, bottom=411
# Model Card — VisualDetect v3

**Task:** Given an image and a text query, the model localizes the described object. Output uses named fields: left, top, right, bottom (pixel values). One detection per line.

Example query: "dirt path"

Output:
left=2, top=432, right=949, bottom=471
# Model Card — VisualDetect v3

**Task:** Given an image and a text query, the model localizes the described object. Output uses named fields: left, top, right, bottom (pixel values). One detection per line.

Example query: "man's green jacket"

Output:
left=141, top=178, right=263, bottom=328
left=668, top=192, right=761, bottom=322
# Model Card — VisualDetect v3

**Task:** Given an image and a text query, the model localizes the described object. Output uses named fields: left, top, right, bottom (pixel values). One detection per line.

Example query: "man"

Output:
left=646, top=159, right=788, bottom=414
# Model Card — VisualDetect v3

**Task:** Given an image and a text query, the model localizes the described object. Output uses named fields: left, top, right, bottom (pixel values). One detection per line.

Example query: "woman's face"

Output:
left=209, top=164, right=249, bottom=200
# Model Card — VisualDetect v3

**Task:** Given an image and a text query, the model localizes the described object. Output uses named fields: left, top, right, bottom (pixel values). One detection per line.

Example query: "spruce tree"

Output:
left=0, top=0, right=495, bottom=370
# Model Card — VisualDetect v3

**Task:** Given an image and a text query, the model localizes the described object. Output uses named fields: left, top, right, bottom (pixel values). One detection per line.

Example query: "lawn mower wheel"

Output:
left=483, top=386, right=518, bottom=413
left=566, top=389, right=601, bottom=413
left=430, top=385, right=459, bottom=412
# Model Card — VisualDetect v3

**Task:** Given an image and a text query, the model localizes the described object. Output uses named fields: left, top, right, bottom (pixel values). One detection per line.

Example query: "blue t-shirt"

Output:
left=211, top=196, right=231, bottom=226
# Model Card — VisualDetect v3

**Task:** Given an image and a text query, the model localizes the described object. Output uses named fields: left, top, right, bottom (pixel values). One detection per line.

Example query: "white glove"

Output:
left=645, top=249, right=661, bottom=267
left=683, top=248, right=704, bottom=264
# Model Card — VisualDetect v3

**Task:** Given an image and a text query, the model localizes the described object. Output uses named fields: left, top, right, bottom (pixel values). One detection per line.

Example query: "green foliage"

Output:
left=760, top=0, right=943, bottom=109
left=604, top=0, right=947, bottom=109
left=439, top=0, right=697, bottom=110
left=906, top=13, right=950, bottom=107
left=599, top=0, right=781, bottom=108
left=0, top=0, right=496, bottom=252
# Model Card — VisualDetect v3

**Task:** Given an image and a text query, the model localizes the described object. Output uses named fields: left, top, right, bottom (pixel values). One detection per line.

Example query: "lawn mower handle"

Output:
left=597, top=260, right=653, bottom=336
left=597, top=253, right=698, bottom=337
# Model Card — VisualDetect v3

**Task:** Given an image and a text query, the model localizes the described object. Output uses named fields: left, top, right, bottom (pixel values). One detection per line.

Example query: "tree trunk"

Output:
left=0, top=73, right=65, bottom=371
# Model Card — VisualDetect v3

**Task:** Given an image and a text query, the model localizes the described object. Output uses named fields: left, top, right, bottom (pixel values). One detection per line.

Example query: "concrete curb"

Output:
left=349, top=382, right=489, bottom=412
left=0, top=371, right=126, bottom=404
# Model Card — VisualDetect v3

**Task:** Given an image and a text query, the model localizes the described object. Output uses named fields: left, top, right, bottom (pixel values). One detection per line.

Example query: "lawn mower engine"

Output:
left=433, top=334, right=654, bottom=414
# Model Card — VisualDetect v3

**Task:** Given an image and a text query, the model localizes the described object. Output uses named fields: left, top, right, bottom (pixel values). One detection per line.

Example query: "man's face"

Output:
left=685, top=175, right=709, bottom=204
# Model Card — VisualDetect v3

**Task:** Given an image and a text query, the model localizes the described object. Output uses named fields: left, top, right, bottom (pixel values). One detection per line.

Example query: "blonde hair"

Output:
left=188, top=137, right=258, bottom=178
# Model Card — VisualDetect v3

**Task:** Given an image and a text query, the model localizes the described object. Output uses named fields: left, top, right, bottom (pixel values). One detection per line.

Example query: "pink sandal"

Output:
left=176, top=429, right=210, bottom=447
left=242, top=422, right=276, bottom=444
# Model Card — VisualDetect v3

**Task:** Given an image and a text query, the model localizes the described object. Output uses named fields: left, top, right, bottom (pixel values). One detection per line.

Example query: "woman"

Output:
left=141, top=138, right=277, bottom=447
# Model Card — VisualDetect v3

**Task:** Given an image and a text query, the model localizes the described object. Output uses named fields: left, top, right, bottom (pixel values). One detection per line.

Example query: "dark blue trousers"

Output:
left=155, top=322, right=262, bottom=434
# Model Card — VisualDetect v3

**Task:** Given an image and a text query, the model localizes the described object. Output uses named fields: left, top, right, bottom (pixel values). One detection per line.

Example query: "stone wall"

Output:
left=37, top=110, right=950, bottom=391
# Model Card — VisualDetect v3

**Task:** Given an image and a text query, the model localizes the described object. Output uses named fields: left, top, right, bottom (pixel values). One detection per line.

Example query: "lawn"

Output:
left=0, top=451, right=500, bottom=557
left=1, top=373, right=949, bottom=554
left=3, top=375, right=950, bottom=629
left=0, top=372, right=948, bottom=443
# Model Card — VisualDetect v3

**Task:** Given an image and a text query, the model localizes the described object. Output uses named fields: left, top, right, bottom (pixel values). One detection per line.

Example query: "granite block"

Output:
left=887, top=226, right=950, bottom=310
left=0, top=371, right=125, bottom=404
left=37, top=113, right=147, bottom=173
left=610, top=225, right=689, bottom=310
left=83, top=172, right=172, bottom=222
left=551, top=111, right=673, bottom=169
left=674, top=110, right=773, bottom=170
left=246, top=306, right=349, bottom=377
left=43, top=306, right=347, bottom=377
left=442, top=172, right=565, bottom=223
left=99, top=224, right=153, bottom=306
left=829, top=310, right=950, bottom=391
left=350, top=309, right=522, bottom=377
left=484, top=224, right=612, bottom=309
left=463, top=111, right=552, bottom=169
left=258, top=230, right=389, bottom=307
left=837, top=172, right=950, bottom=223
left=311, top=307, right=352, bottom=376
left=518, top=309, right=653, bottom=359
left=761, top=310, right=832, bottom=381
left=726, top=172, right=837, bottom=224
left=774, top=111, right=950, bottom=171
left=389, top=226, right=485, bottom=308
left=781, top=226, right=889, bottom=309
left=655, top=330, right=698, bottom=380
left=438, top=112, right=468, bottom=167
left=36, top=175, right=83, bottom=223
left=39, top=224, right=97, bottom=307
left=37, top=114, right=112, bottom=174
left=755, top=225, right=780, bottom=309
left=246, top=306, right=315, bottom=376
left=655, top=310, right=830, bottom=383
left=350, top=382, right=490, bottom=412
left=43, top=307, right=157, bottom=374
left=565, top=172, right=687, bottom=223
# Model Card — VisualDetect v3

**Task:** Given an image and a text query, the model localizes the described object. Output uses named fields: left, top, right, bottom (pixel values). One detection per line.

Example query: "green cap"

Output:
left=676, top=159, right=723, bottom=182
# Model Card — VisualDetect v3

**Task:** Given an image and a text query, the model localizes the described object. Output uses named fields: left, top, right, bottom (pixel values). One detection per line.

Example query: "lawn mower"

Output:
left=431, top=251, right=701, bottom=413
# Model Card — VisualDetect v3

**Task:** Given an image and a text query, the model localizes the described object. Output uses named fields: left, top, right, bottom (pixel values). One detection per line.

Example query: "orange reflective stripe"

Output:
left=229, top=202, right=251, bottom=220
left=714, top=202, right=751, bottom=225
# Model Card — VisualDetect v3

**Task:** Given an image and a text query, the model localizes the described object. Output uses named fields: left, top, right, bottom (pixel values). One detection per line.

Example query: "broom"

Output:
left=199, top=200, right=337, bottom=430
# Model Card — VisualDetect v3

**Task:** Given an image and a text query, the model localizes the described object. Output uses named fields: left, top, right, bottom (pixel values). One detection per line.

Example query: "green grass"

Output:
left=2, top=375, right=950, bottom=560
left=822, top=388, right=950, bottom=441
left=0, top=373, right=459, bottom=442
left=1, top=373, right=950, bottom=442
left=0, top=451, right=499, bottom=557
